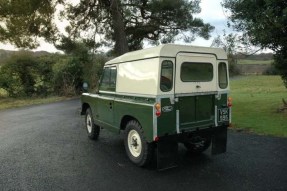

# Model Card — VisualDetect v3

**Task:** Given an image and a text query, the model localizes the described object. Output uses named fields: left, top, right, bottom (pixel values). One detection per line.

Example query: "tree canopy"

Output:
left=0, top=0, right=214, bottom=55
left=222, top=0, right=287, bottom=87
left=0, top=0, right=58, bottom=48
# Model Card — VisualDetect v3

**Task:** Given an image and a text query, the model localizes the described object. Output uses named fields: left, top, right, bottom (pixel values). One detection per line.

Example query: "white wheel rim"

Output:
left=127, top=130, right=142, bottom=158
left=86, top=114, right=92, bottom=133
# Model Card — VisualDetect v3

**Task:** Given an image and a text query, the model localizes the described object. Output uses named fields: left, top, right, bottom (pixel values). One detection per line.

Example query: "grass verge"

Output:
left=0, top=96, right=76, bottom=110
left=230, top=75, right=287, bottom=137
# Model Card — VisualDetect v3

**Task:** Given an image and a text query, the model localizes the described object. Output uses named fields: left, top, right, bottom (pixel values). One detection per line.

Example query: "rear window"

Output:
left=181, top=62, right=213, bottom=82
left=218, top=62, right=228, bottom=89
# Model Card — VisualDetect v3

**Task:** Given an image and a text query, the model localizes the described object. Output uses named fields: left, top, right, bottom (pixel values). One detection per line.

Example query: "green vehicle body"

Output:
left=81, top=44, right=231, bottom=169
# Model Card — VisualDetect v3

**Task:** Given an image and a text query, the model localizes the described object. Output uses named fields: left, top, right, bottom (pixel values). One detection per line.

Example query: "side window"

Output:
left=181, top=62, right=213, bottom=82
left=218, top=62, right=228, bottom=89
left=99, top=67, right=117, bottom=92
left=160, top=60, right=173, bottom=92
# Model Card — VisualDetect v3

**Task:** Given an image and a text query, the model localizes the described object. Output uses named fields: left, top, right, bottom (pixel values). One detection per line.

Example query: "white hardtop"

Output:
left=105, top=44, right=227, bottom=65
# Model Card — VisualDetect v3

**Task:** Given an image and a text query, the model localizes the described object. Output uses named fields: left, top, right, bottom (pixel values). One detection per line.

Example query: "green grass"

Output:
left=0, top=95, right=75, bottom=110
left=0, top=88, right=76, bottom=110
left=237, top=59, right=273, bottom=65
left=230, top=75, right=287, bottom=137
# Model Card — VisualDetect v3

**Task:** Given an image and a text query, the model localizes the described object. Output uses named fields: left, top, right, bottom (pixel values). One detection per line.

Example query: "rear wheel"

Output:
left=85, top=108, right=100, bottom=140
left=184, top=136, right=211, bottom=154
left=124, top=120, right=153, bottom=166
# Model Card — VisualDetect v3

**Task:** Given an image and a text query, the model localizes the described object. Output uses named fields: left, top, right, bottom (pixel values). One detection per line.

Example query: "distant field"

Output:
left=230, top=75, right=287, bottom=137
left=237, top=59, right=273, bottom=65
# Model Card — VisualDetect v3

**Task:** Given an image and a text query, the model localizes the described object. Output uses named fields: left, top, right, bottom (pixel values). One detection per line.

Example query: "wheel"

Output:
left=124, top=120, right=153, bottom=166
left=85, top=108, right=100, bottom=140
left=184, top=136, right=211, bottom=154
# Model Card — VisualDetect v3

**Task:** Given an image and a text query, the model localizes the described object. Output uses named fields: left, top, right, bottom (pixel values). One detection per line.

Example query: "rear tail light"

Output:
left=155, top=103, right=161, bottom=117
left=228, top=97, right=232, bottom=107
left=154, top=136, right=159, bottom=142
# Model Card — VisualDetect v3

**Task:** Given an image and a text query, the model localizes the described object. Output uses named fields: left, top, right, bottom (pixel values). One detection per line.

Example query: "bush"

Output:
left=273, top=48, right=287, bottom=88
left=83, top=54, right=107, bottom=92
left=0, top=49, right=109, bottom=98
left=53, top=57, right=84, bottom=96
left=0, top=52, right=54, bottom=97
left=263, top=63, right=280, bottom=75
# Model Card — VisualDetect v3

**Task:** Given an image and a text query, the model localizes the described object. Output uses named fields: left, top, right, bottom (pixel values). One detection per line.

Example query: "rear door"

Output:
left=175, top=53, right=216, bottom=132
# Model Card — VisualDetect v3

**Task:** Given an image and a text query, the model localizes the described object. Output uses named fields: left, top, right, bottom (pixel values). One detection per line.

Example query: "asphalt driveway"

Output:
left=0, top=99, right=286, bottom=191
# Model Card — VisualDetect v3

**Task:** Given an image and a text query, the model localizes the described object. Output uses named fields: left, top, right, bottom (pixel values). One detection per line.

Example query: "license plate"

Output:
left=218, top=108, right=229, bottom=122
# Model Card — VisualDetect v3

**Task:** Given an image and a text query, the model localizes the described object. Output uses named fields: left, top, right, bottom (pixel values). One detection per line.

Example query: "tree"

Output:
left=1, top=0, right=214, bottom=55
left=222, top=0, right=287, bottom=87
left=0, top=0, right=59, bottom=48
left=65, top=0, right=214, bottom=55
left=211, top=32, right=240, bottom=75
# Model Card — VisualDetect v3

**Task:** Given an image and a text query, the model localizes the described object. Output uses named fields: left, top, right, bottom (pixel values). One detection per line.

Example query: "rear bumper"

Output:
left=156, top=125, right=228, bottom=170
left=156, top=124, right=228, bottom=143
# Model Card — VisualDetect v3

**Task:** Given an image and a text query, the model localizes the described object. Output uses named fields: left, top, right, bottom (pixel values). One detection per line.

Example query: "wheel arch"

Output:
left=120, top=115, right=137, bottom=130
left=120, top=115, right=153, bottom=142
left=81, top=103, right=90, bottom=115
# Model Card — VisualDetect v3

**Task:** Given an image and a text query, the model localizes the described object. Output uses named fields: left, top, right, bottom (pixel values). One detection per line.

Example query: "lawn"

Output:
left=237, top=59, right=273, bottom=65
left=230, top=75, right=287, bottom=137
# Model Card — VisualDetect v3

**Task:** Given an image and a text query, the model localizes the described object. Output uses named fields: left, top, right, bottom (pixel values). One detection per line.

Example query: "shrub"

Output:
left=0, top=52, right=55, bottom=97
left=53, top=57, right=84, bottom=96
left=263, top=63, right=280, bottom=75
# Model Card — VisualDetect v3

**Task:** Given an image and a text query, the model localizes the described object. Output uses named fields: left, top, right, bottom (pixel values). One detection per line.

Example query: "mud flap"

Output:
left=157, top=138, right=178, bottom=170
left=211, top=126, right=227, bottom=155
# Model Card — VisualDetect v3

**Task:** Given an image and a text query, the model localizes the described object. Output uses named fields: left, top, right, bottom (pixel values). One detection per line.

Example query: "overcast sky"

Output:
left=0, top=0, right=230, bottom=53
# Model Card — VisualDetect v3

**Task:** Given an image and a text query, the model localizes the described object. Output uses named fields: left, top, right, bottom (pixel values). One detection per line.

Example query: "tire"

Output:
left=124, top=120, right=153, bottom=167
left=184, top=136, right=211, bottom=154
left=85, top=108, right=100, bottom=140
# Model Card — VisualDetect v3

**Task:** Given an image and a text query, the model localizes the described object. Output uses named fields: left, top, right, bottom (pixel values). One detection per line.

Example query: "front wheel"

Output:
left=124, top=120, right=153, bottom=166
left=85, top=108, right=100, bottom=140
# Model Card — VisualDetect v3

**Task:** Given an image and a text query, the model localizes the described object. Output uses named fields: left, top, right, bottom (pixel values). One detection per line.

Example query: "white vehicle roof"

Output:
left=105, top=44, right=227, bottom=65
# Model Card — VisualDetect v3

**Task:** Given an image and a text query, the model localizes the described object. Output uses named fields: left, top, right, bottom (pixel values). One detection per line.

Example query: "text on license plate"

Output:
left=218, top=108, right=229, bottom=122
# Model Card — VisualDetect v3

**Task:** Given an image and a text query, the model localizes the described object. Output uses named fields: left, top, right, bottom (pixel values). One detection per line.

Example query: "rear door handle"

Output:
left=196, top=85, right=201, bottom=88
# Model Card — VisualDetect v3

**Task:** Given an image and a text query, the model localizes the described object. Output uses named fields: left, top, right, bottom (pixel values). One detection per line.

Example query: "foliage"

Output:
left=263, top=64, right=280, bottom=75
left=211, top=32, right=240, bottom=75
left=231, top=76, right=287, bottom=137
left=0, top=52, right=54, bottom=97
left=273, top=48, right=287, bottom=86
left=64, top=0, right=214, bottom=55
left=0, top=0, right=214, bottom=56
left=222, top=0, right=287, bottom=87
left=53, top=39, right=107, bottom=96
left=0, top=0, right=59, bottom=48
left=0, top=46, right=107, bottom=98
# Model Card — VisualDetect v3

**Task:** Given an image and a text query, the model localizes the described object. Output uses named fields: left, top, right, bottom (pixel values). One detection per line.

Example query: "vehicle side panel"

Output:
left=113, top=96, right=155, bottom=142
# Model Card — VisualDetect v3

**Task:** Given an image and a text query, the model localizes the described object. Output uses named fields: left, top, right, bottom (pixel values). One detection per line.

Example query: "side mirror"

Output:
left=82, top=82, right=88, bottom=92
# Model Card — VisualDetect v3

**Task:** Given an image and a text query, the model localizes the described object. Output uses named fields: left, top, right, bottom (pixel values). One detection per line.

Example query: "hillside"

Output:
left=0, top=49, right=51, bottom=65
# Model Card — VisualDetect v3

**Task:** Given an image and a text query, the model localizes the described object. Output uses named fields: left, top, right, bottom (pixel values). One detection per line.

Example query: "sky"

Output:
left=192, top=0, right=230, bottom=46
left=0, top=0, right=230, bottom=53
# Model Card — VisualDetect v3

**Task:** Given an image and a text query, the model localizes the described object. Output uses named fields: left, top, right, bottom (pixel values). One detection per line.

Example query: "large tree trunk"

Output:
left=110, top=0, right=129, bottom=56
